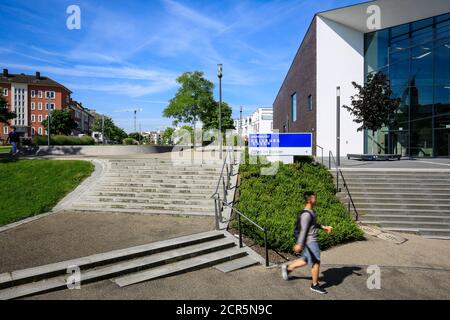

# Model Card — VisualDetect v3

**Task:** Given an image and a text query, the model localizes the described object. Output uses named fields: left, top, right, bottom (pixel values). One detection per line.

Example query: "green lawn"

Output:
left=0, top=146, right=11, bottom=154
left=0, top=159, right=94, bottom=226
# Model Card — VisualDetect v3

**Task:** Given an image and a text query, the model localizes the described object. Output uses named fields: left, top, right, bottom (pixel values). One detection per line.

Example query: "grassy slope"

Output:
left=0, top=159, right=94, bottom=226
left=237, top=157, right=364, bottom=251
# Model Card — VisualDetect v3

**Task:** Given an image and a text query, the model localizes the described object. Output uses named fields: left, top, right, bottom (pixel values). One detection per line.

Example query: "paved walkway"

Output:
left=24, top=231, right=450, bottom=300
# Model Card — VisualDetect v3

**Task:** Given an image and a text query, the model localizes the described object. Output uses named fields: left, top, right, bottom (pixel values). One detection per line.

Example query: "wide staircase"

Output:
left=335, top=169, right=450, bottom=239
left=70, top=158, right=222, bottom=216
left=0, top=231, right=259, bottom=300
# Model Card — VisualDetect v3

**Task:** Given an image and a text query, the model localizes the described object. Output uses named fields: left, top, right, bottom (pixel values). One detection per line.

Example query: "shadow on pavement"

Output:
left=321, top=266, right=362, bottom=289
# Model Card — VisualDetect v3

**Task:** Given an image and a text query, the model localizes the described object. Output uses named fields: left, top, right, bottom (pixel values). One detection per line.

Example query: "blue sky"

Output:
left=0, top=0, right=364, bottom=132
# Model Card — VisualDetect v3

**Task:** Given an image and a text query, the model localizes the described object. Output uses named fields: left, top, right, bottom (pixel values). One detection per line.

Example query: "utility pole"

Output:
left=336, top=86, right=341, bottom=166
left=47, top=97, right=51, bottom=147
left=217, top=64, right=223, bottom=159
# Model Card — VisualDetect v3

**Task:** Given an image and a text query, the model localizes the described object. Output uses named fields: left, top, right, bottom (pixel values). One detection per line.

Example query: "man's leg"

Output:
left=287, top=258, right=307, bottom=272
left=11, top=142, right=17, bottom=154
left=311, top=262, right=320, bottom=285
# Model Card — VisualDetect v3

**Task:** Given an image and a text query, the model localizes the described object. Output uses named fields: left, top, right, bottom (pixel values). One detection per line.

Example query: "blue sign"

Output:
left=249, top=133, right=312, bottom=156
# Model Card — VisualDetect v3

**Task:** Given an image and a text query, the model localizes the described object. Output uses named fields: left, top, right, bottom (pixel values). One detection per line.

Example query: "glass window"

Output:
left=307, top=95, right=313, bottom=111
left=434, top=38, right=450, bottom=85
left=291, top=93, right=297, bottom=122
left=411, top=45, right=433, bottom=87
left=390, top=59, right=410, bottom=87
left=436, top=13, right=450, bottom=39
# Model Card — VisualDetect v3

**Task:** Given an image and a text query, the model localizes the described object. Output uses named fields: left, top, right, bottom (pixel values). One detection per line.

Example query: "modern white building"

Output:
left=273, top=0, right=450, bottom=158
left=234, top=107, right=273, bottom=139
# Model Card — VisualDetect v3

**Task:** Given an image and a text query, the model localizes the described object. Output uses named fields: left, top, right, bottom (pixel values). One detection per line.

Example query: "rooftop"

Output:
left=0, top=69, right=71, bottom=93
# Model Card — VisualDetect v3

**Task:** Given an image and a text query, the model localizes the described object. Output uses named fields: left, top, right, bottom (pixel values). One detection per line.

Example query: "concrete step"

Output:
left=97, top=183, right=216, bottom=191
left=92, top=187, right=214, bottom=195
left=114, top=247, right=248, bottom=287
left=74, top=202, right=215, bottom=212
left=343, top=177, right=450, bottom=183
left=382, top=227, right=450, bottom=238
left=362, top=214, right=450, bottom=223
left=105, top=173, right=221, bottom=179
left=338, top=196, right=450, bottom=205
left=0, top=237, right=236, bottom=300
left=90, top=191, right=210, bottom=200
left=344, top=182, right=450, bottom=188
left=0, top=231, right=223, bottom=289
left=353, top=207, right=450, bottom=215
left=348, top=202, right=450, bottom=210
left=71, top=205, right=214, bottom=216
left=346, top=187, right=450, bottom=193
left=214, top=256, right=259, bottom=273
left=81, top=196, right=213, bottom=206
left=362, top=220, right=450, bottom=230
left=100, top=177, right=218, bottom=185
left=338, top=192, right=450, bottom=199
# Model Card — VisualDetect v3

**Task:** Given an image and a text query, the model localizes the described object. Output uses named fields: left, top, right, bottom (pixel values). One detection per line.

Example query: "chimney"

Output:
left=3, top=69, right=8, bottom=77
left=36, top=71, right=41, bottom=80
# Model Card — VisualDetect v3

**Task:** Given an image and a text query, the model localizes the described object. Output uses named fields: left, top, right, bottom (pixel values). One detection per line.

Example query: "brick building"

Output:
left=0, top=68, right=72, bottom=140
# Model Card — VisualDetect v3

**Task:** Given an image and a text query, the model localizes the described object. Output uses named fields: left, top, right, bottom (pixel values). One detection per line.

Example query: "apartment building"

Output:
left=234, top=107, right=273, bottom=139
left=70, top=100, right=95, bottom=135
left=0, top=68, right=72, bottom=139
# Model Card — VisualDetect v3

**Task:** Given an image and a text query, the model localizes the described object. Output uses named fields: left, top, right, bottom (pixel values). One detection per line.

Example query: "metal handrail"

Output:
left=211, top=147, right=270, bottom=267
left=315, top=144, right=324, bottom=165
left=219, top=199, right=269, bottom=267
left=329, top=150, right=359, bottom=221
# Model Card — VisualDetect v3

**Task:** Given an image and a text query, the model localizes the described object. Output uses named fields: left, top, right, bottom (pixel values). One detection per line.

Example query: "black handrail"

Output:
left=315, top=144, right=324, bottom=165
left=329, top=150, right=359, bottom=221
left=211, top=147, right=270, bottom=267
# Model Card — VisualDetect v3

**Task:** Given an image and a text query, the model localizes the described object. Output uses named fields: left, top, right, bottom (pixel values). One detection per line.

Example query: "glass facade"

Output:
left=364, top=12, right=450, bottom=157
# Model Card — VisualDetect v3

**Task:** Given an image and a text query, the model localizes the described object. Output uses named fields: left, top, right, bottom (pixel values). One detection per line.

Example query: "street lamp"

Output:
left=336, top=86, right=341, bottom=166
left=217, top=63, right=223, bottom=159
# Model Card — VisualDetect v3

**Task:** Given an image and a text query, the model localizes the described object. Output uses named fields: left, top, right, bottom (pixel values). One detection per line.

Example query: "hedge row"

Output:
left=235, top=154, right=364, bottom=251
left=34, top=135, right=95, bottom=146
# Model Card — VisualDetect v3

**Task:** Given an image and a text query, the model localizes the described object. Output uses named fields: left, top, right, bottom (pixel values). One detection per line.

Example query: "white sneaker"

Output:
left=281, top=264, right=290, bottom=281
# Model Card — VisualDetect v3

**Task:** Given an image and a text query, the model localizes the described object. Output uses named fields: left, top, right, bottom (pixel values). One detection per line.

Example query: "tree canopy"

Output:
left=0, top=92, right=16, bottom=125
left=91, top=116, right=127, bottom=143
left=42, top=109, right=78, bottom=135
left=163, top=71, right=234, bottom=132
left=343, top=71, right=401, bottom=132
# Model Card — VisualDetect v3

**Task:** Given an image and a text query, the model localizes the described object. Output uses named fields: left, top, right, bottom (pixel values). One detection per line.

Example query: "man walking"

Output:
left=281, top=191, right=333, bottom=294
left=6, top=126, right=20, bottom=155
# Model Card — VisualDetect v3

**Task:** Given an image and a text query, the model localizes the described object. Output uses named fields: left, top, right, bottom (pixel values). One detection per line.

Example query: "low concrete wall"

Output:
left=35, top=145, right=190, bottom=156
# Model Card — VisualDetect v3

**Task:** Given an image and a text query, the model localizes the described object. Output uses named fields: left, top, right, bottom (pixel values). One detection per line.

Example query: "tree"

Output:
left=161, top=127, right=175, bottom=145
left=343, top=71, right=401, bottom=154
left=201, top=101, right=235, bottom=132
left=163, top=71, right=215, bottom=131
left=128, top=132, right=144, bottom=143
left=42, top=109, right=78, bottom=135
left=0, top=91, right=16, bottom=125
left=91, top=116, right=127, bottom=143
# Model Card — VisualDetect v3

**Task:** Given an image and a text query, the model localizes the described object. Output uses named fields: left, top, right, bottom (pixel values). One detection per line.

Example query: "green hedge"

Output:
left=34, top=135, right=95, bottom=146
left=123, top=138, right=138, bottom=145
left=236, top=154, right=364, bottom=251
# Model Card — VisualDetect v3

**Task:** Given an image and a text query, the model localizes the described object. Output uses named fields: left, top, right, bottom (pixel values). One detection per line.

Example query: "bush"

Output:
left=34, top=135, right=95, bottom=146
left=236, top=152, right=364, bottom=251
left=123, top=138, right=138, bottom=145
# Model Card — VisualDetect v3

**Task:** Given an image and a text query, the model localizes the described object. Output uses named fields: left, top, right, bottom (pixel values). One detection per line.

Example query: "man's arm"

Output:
left=297, top=213, right=312, bottom=247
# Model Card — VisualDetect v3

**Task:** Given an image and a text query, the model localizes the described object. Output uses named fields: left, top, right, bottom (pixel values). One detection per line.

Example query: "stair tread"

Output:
left=114, top=247, right=246, bottom=287
left=214, top=256, right=259, bottom=273
left=0, top=231, right=222, bottom=286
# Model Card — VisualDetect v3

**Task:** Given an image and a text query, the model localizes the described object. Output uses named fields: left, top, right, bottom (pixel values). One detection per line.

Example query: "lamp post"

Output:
left=336, top=86, right=341, bottom=167
left=101, top=114, right=105, bottom=145
left=217, top=63, right=223, bottom=159
left=47, top=97, right=51, bottom=147
left=239, top=106, right=243, bottom=149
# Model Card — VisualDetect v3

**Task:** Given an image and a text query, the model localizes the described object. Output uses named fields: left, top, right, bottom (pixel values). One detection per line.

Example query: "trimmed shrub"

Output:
left=34, top=135, right=95, bottom=146
left=236, top=153, right=364, bottom=251
left=123, top=138, right=138, bottom=145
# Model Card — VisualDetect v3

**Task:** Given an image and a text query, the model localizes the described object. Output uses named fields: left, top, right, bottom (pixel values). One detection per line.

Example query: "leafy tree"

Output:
left=0, top=91, right=16, bottom=124
left=91, top=116, right=127, bottom=143
left=201, top=100, right=235, bottom=132
left=163, top=71, right=215, bottom=131
left=128, top=132, right=144, bottom=143
left=161, top=127, right=175, bottom=145
left=343, top=71, right=401, bottom=153
left=42, top=109, right=78, bottom=135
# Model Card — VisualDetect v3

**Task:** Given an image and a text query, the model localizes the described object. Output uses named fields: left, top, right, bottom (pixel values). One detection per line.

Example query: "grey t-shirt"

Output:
left=297, top=209, right=322, bottom=245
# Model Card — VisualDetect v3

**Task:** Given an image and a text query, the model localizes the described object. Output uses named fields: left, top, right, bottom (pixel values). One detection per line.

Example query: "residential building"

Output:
left=273, top=0, right=450, bottom=157
left=234, top=107, right=273, bottom=139
left=0, top=69, right=71, bottom=139
left=70, top=100, right=95, bottom=135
